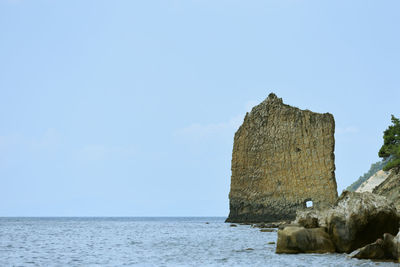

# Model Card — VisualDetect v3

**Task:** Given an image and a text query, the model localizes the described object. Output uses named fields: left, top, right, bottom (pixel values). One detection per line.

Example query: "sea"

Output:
left=0, top=217, right=397, bottom=267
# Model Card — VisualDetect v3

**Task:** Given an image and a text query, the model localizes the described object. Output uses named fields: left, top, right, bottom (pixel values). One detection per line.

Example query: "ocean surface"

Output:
left=0, top=217, right=397, bottom=267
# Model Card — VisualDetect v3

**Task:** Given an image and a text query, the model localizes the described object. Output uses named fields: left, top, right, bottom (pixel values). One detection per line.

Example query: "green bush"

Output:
left=382, top=158, right=400, bottom=171
left=379, top=115, right=400, bottom=171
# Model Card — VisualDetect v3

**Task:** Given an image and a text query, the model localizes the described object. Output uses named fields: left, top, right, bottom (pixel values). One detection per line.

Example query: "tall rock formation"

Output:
left=226, top=93, right=338, bottom=223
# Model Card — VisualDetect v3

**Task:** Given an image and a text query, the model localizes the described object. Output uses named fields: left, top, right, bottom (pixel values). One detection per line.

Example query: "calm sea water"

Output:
left=0, top=217, right=397, bottom=266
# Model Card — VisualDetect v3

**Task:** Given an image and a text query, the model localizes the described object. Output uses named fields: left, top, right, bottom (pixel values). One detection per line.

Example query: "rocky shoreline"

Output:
left=229, top=191, right=400, bottom=262
left=275, top=191, right=400, bottom=262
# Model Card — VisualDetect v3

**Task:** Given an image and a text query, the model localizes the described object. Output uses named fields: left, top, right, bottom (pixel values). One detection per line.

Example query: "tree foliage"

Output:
left=379, top=115, right=400, bottom=171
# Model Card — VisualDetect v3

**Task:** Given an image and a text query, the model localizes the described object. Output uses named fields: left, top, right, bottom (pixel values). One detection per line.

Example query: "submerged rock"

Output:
left=276, top=226, right=335, bottom=254
left=252, top=222, right=289, bottom=229
left=260, top=229, right=275, bottom=232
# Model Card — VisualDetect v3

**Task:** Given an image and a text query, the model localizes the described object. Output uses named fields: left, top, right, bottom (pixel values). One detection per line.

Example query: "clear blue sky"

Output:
left=1, top=0, right=399, bottom=216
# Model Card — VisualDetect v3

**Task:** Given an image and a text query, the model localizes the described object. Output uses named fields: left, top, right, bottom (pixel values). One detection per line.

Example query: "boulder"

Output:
left=276, top=226, right=335, bottom=254
left=294, top=208, right=330, bottom=228
left=351, top=238, right=387, bottom=260
left=326, top=191, right=399, bottom=253
left=295, top=210, right=320, bottom=228
left=292, top=191, right=400, bottom=254
left=383, top=232, right=400, bottom=260
left=351, top=231, right=400, bottom=261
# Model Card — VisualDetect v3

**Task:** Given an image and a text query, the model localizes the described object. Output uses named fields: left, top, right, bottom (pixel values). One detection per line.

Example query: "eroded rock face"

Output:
left=326, top=191, right=399, bottom=253
left=373, top=167, right=400, bottom=211
left=226, top=93, right=338, bottom=223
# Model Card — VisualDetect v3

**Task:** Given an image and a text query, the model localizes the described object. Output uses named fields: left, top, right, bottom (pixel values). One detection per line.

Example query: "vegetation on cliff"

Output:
left=347, top=115, right=399, bottom=192
left=346, top=160, right=387, bottom=192
left=379, top=115, right=400, bottom=171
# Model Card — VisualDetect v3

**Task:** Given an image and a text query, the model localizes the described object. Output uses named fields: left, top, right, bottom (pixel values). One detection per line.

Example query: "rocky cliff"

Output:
left=346, top=160, right=387, bottom=192
left=226, top=93, right=338, bottom=223
left=373, top=167, right=400, bottom=210
left=355, top=170, right=389, bottom=193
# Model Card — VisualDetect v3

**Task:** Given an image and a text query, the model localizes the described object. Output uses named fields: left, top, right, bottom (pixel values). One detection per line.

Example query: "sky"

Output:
left=0, top=0, right=399, bottom=216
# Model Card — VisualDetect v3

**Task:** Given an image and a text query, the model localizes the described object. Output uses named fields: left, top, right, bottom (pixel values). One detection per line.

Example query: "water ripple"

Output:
left=0, top=217, right=396, bottom=266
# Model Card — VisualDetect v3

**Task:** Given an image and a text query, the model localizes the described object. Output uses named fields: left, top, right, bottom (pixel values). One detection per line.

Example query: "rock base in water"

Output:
left=276, top=226, right=335, bottom=254
left=227, top=93, right=337, bottom=223
left=352, top=232, right=400, bottom=262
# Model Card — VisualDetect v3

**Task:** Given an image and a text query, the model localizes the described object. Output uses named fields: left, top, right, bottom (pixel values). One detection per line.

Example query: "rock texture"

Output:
left=226, top=93, right=338, bottom=223
left=351, top=238, right=387, bottom=260
left=352, top=232, right=400, bottom=261
left=276, top=226, right=335, bottom=254
left=326, top=191, right=399, bottom=253
left=373, top=167, right=400, bottom=211
left=294, top=191, right=400, bottom=253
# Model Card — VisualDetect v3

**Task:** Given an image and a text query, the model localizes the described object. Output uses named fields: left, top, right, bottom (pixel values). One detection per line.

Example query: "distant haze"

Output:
left=1, top=1, right=399, bottom=216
